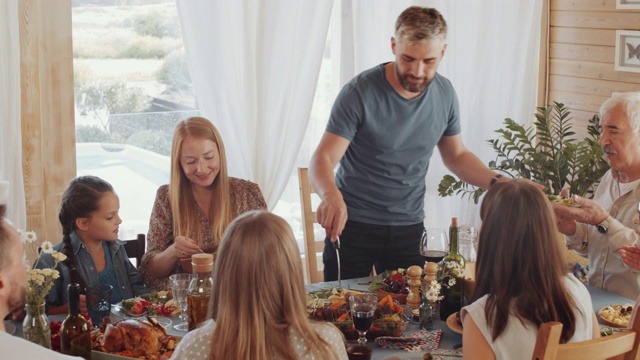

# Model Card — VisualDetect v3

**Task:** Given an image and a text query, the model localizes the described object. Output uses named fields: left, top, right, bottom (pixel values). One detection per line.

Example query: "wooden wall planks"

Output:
left=545, top=0, right=640, bottom=129
left=19, top=0, right=76, bottom=260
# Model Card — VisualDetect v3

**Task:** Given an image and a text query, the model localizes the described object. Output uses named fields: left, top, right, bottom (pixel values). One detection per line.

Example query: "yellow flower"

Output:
left=26, top=231, right=65, bottom=308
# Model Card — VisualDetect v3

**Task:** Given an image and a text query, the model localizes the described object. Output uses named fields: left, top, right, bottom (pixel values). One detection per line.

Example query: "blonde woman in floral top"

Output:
left=140, top=117, right=267, bottom=290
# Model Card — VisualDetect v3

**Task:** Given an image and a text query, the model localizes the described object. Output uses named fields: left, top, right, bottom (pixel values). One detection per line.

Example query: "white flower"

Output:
left=429, top=280, right=441, bottom=292
left=448, top=278, right=456, bottom=287
left=24, top=231, right=37, bottom=244
left=40, top=241, right=54, bottom=254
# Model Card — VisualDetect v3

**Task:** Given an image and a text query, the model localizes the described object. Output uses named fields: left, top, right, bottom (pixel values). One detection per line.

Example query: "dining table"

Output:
left=4, top=275, right=635, bottom=360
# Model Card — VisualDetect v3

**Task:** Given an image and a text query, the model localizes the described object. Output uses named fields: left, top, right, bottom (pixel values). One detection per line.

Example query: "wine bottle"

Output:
left=439, top=217, right=465, bottom=321
left=60, top=283, right=92, bottom=359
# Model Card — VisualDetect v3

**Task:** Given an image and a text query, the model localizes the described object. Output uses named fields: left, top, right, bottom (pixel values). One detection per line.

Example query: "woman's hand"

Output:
left=173, top=236, right=202, bottom=259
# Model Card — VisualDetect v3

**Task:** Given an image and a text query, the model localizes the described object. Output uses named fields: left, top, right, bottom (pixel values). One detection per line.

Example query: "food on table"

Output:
left=92, top=317, right=178, bottom=359
left=369, top=269, right=410, bottom=295
left=600, top=326, right=614, bottom=337
left=599, top=304, right=634, bottom=327
left=547, top=194, right=576, bottom=205
left=120, top=290, right=179, bottom=317
left=455, top=312, right=463, bottom=327
left=307, top=292, right=407, bottom=339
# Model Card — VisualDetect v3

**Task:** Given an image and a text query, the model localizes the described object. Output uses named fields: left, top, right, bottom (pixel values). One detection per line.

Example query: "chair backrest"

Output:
left=122, top=233, right=146, bottom=269
left=532, top=316, right=640, bottom=360
left=298, top=167, right=324, bottom=284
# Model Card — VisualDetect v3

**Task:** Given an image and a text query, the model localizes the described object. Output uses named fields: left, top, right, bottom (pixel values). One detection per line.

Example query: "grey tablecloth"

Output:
left=7, top=278, right=633, bottom=360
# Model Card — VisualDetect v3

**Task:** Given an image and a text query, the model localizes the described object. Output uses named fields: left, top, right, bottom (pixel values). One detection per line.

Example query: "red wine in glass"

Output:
left=353, top=309, right=374, bottom=331
left=421, top=250, right=447, bottom=263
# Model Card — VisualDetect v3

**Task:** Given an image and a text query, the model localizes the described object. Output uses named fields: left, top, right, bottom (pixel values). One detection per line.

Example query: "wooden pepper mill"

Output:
left=423, top=262, right=438, bottom=305
left=406, top=265, right=423, bottom=310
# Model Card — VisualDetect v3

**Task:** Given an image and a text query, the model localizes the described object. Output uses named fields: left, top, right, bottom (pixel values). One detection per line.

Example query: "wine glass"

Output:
left=169, top=273, right=192, bottom=331
left=419, top=228, right=449, bottom=264
left=349, top=294, right=378, bottom=345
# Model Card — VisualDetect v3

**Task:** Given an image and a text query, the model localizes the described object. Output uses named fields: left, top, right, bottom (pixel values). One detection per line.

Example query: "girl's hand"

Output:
left=174, top=236, right=202, bottom=259
left=79, top=294, right=88, bottom=314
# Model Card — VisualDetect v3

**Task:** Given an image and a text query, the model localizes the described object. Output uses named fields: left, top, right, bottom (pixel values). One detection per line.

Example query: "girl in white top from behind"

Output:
left=461, top=179, right=600, bottom=360
left=171, top=210, right=347, bottom=360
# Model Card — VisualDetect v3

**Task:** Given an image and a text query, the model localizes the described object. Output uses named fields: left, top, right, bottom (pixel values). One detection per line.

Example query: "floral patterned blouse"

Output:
left=140, top=178, right=267, bottom=290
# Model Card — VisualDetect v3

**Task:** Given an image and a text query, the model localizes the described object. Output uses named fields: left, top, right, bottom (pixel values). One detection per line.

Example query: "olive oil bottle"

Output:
left=187, top=253, right=214, bottom=331
left=439, top=217, right=465, bottom=321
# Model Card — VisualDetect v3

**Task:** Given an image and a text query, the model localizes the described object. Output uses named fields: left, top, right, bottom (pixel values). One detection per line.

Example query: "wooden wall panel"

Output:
left=544, top=0, right=640, bottom=126
left=19, top=0, right=75, bottom=260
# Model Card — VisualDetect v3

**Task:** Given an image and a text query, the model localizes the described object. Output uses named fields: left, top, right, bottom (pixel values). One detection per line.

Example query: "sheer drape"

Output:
left=0, top=0, right=26, bottom=228
left=177, top=0, right=334, bottom=209
left=178, top=0, right=543, bottom=228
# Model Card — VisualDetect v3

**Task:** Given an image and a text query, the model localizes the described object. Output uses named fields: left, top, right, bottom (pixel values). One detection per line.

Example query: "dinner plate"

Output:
left=3, top=321, right=16, bottom=335
left=598, top=304, right=633, bottom=328
left=446, top=312, right=463, bottom=335
left=111, top=303, right=144, bottom=318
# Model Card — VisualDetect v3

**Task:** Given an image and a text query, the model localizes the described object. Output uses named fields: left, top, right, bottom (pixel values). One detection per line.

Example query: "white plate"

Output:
left=3, top=321, right=16, bottom=335
left=111, top=303, right=144, bottom=318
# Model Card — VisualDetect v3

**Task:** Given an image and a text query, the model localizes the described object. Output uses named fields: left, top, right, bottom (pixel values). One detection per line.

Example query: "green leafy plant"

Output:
left=438, top=102, right=610, bottom=204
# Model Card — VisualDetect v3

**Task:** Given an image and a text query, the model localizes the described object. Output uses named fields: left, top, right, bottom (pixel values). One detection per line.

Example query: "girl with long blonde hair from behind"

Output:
left=171, top=210, right=348, bottom=360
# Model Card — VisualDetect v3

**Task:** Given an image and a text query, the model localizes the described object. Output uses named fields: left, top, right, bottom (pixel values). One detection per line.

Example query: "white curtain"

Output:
left=0, top=0, right=26, bottom=229
left=177, top=0, right=543, bottom=229
left=176, top=0, right=334, bottom=209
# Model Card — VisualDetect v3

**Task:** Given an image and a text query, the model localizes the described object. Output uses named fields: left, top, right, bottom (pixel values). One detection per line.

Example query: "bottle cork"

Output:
left=191, top=253, right=214, bottom=272
left=451, top=217, right=458, bottom=228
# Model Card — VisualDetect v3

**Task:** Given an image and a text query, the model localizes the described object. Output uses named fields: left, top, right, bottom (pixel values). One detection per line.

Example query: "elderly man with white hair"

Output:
left=0, top=182, right=80, bottom=358
left=554, top=92, right=640, bottom=300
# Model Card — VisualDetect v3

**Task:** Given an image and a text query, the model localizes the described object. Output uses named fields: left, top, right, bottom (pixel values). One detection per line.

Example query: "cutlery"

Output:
left=334, top=237, right=342, bottom=290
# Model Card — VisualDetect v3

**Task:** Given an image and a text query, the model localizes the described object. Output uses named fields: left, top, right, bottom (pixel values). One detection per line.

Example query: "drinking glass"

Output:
left=348, top=294, right=377, bottom=345
left=169, top=273, right=192, bottom=331
left=419, top=228, right=449, bottom=264
left=86, top=284, right=112, bottom=327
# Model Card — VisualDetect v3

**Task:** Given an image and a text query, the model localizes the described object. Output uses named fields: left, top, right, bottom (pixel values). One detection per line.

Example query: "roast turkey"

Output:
left=101, top=317, right=167, bottom=357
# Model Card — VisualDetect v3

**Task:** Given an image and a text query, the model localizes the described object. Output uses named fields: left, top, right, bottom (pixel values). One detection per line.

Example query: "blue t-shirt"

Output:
left=99, top=241, right=123, bottom=304
left=326, top=63, right=460, bottom=225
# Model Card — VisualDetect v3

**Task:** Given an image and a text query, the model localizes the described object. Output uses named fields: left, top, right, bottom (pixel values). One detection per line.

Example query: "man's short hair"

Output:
left=395, top=6, right=447, bottom=43
left=0, top=205, right=10, bottom=270
left=600, top=92, right=640, bottom=131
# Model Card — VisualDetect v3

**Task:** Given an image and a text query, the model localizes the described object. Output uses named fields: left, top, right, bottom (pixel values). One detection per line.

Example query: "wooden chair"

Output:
left=298, top=167, right=377, bottom=284
left=122, top=233, right=146, bottom=269
left=531, top=316, right=640, bottom=360
left=298, top=167, right=324, bottom=284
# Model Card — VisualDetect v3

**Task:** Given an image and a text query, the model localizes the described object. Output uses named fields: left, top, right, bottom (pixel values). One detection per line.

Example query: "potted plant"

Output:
left=438, top=102, right=609, bottom=204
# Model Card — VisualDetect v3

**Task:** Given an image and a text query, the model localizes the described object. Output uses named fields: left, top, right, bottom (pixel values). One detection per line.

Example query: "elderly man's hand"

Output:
left=552, top=195, right=609, bottom=226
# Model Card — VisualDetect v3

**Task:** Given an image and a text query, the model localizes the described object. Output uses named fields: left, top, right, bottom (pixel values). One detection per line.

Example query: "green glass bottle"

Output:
left=439, top=217, right=465, bottom=321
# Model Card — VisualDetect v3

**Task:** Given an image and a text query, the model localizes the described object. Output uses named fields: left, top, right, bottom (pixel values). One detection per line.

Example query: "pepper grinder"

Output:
left=423, top=262, right=438, bottom=305
left=406, top=265, right=423, bottom=310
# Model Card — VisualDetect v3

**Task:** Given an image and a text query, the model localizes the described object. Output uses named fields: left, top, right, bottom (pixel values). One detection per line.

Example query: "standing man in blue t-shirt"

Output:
left=309, top=6, right=507, bottom=281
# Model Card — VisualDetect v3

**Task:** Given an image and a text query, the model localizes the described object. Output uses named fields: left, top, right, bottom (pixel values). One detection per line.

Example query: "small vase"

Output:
left=22, top=301, right=51, bottom=349
left=419, top=298, right=435, bottom=330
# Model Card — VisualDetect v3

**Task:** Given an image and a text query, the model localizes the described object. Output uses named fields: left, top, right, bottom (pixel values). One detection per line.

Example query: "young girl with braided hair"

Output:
left=35, top=175, right=149, bottom=315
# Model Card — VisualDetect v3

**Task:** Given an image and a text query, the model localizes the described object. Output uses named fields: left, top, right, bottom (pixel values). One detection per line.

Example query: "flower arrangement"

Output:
left=423, top=261, right=465, bottom=302
left=19, top=230, right=66, bottom=348
left=21, top=231, right=67, bottom=307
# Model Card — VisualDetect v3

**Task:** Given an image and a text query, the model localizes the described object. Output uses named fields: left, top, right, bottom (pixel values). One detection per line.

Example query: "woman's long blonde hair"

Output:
left=209, top=211, right=342, bottom=360
left=169, top=117, right=232, bottom=246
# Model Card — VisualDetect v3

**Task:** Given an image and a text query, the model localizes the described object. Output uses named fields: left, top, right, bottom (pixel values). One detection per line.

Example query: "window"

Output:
left=72, top=0, right=198, bottom=239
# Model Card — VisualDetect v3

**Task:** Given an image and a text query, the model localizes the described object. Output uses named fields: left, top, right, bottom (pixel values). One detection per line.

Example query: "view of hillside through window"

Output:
left=72, top=0, right=198, bottom=239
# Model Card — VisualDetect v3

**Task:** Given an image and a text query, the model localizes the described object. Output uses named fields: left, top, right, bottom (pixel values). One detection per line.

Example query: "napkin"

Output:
left=375, top=328, right=443, bottom=351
